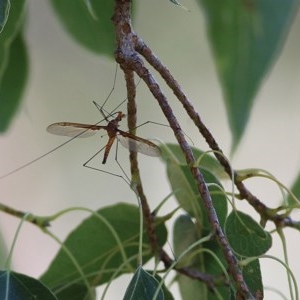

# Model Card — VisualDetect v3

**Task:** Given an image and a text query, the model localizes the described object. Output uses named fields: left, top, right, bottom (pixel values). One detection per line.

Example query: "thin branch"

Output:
left=112, top=0, right=254, bottom=298
left=129, top=52, right=253, bottom=300
left=135, top=35, right=294, bottom=229
left=121, top=67, right=161, bottom=255
left=0, top=202, right=50, bottom=227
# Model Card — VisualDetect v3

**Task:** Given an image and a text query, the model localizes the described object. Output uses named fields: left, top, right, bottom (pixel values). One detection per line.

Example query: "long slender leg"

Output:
left=92, top=70, right=142, bottom=122
left=81, top=66, right=132, bottom=186
left=100, top=63, right=118, bottom=109
left=114, top=139, right=131, bottom=184
left=83, top=143, right=131, bottom=186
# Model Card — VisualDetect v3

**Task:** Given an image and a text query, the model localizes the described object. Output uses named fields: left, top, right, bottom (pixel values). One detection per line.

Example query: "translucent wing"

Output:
left=46, top=122, right=105, bottom=138
left=117, top=131, right=161, bottom=157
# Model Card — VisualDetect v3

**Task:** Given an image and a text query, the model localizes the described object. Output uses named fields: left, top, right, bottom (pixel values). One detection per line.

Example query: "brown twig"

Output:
left=131, top=61, right=252, bottom=299
left=112, top=0, right=254, bottom=298
left=135, top=36, right=295, bottom=230
left=122, top=67, right=161, bottom=256
left=0, top=202, right=50, bottom=227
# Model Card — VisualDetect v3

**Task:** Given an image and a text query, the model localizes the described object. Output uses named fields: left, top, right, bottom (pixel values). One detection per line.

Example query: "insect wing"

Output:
left=117, top=131, right=161, bottom=157
left=46, top=122, right=103, bottom=138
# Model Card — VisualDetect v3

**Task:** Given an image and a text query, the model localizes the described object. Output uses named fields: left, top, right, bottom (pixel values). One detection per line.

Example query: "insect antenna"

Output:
left=0, top=66, right=122, bottom=181
left=0, top=131, right=92, bottom=181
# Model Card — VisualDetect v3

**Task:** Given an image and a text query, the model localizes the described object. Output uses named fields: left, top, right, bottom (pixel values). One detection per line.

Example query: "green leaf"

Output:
left=154, top=275, right=174, bottom=300
left=0, top=270, right=57, bottom=300
left=54, top=284, right=95, bottom=300
left=173, top=215, right=200, bottom=268
left=0, top=0, right=10, bottom=32
left=0, top=0, right=27, bottom=132
left=241, top=259, right=263, bottom=299
left=123, top=266, right=164, bottom=300
left=167, top=162, right=201, bottom=221
left=173, top=215, right=206, bottom=299
left=173, top=165, right=227, bottom=228
left=204, top=239, right=231, bottom=300
left=198, top=0, right=299, bottom=150
left=40, top=203, right=167, bottom=298
left=0, top=0, right=25, bottom=72
left=225, top=211, right=272, bottom=257
left=0, top=32, right=28, bottom=132
left=49, top=0, right=115, bottom=57
left=173, top=215, right=230, bottom=299
left=165, top=159, right=227, bottom=229
left=160, top=143, right=227, bottom=179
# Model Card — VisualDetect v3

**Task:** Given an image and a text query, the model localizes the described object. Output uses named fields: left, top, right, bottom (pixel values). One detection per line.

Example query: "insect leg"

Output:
left=83, top=143, right=131, bottom=186
left=114, top=139, right=131, bottom=184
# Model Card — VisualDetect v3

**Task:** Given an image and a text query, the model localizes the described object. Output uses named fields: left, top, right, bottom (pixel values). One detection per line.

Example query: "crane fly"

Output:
left=46, top=111, right=161, bottom=164
left=0, top=66, right=160, bottom=182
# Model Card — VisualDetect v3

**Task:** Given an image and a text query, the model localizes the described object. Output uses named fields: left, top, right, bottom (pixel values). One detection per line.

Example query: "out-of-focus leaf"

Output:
left=204, top=239, right=230, bottom=300
left=0, top=0, right=10, bottom=32
left=173, top=215, right=206, bottom=299
left=0, top=0, right=25, bottom=74
left=49, top=0, right=115, bottom=57
left=241, top=259, right=263, bottom=299
left=173, top=215, right=230, bottom=299
left=198, top=0, right=299, bottom=150
left=40, top=203, right=167, bottom=299
left=0, top=270, right=57, bottom=300
left=173, top=215, right=200, bottom=269
left=54, top=284, right=95, bottom=300
left=225, top=210, right=272, bottom=257
left=0, top=32, right=28, bottom=132
left=154, top=274, right=174, bottom=300
left=123, top=266, right=164, bottom=300
left=0, top=0, right=27, bottom=132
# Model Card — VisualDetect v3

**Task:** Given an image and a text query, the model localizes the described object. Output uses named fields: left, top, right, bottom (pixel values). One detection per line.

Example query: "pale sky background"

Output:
left=0, top=0, right=300, bottom=299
